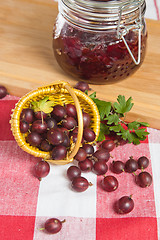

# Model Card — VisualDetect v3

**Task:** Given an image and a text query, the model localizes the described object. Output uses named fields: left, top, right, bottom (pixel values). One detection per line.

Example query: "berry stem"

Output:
left=39, top=228, right=45, bottom=231
left=132, top=172, right=137, bottom=176
left=89, top=182, right=93, bottom=186
left=61, top=219, right=66, bottom=224
left=41, top=111, right=44, bottom=124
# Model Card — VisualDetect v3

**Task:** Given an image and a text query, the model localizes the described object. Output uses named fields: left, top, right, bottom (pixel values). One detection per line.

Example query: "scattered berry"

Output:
left=93, top=161, right=108, bottom=175
left=0, top=85, right=7, bottom=99
left=78, top=158, right=93, bottom=172
left=67, top=166, right=81, bottom=181
left=71, top=176, right=90, bottom=192
left=93, top=149, right=110, bottom=162
left=136, top=171, right=152, bottom=188
left=34, top=160, right=50, bottom=180
left=101, top=175, right=118, bottom=192
left=125, top=156, right=138, bottom=173
left=101, top=139, right=115, bottom=152
left=74, top=147, right=87, bottom=162
left=44, top=218, right=65, bottom=234
left=138, top=156, right=149, bottom=170
left=74, top=81, right=90, bottom=92
left=116, top=195, right=134, bottom=214
left=82, top=143, right=94, bottom=156
left=111, top=160, right=125, bottom=174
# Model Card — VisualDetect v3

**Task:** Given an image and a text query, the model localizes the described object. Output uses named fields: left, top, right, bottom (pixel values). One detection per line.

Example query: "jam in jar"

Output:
left=53, top=0, right=147, bottom=84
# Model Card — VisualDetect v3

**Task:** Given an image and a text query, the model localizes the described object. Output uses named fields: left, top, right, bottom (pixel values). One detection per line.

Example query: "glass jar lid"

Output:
left=71, top=0, right=145, bottom=13
left=60, top=0, right=146, bottom=30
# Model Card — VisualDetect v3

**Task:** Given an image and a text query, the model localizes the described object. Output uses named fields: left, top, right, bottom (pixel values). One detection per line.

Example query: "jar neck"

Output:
left=59, top=0, right=146, bottom=32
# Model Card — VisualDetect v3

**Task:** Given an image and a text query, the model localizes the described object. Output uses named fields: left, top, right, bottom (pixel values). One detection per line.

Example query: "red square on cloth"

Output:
left=0, top=99, right=18, bottom=140
left=96, top=217, right=158, bottom=240
left=0, top=215, right=36, bottom=240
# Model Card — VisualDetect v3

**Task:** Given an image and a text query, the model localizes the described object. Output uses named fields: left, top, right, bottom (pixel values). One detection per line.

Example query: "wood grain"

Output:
left=0, top=0, right=160, bottom=129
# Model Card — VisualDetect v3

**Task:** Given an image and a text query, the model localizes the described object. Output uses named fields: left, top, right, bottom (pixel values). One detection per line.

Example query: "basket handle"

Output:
left=43, top=81, right=84, bottom=164
left=64, top=82, right=83, bottom=161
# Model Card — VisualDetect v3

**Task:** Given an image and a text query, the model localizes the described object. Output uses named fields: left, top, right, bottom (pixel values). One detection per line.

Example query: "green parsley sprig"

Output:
left=88, top=92, right=149, bottom=145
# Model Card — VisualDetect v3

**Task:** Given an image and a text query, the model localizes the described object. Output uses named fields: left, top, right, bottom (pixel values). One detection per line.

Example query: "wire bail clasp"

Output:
left=117, top=1, right=142, bottom=65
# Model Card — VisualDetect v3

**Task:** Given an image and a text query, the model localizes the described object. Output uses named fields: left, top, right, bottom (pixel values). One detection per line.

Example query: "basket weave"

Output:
left=10, top=81, right=100, bottom=164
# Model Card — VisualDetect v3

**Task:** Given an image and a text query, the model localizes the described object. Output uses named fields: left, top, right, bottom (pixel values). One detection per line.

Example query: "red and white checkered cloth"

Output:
left=0, top=95, right=160, bottom=240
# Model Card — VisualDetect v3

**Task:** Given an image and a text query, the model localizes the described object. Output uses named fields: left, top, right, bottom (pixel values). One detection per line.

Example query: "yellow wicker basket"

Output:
left=10, top=81, right=100, bottom=164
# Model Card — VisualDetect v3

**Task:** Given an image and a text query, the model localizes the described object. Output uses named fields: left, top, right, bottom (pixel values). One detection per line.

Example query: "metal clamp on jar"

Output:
left=53, top=0, right=147, bottom=84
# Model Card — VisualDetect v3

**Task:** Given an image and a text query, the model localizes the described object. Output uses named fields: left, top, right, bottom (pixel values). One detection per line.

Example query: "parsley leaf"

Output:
left=117, top=130, right=134, bottom=143
left=105, top=114, right=119, bottom=125
left=92, top=98, right=111, bottom=120
left=109, top=124, right=124, bottom=133
left=90, top=92, right=112, bottom=120
left=85, top=89, right=90, bottom=95
left=138, top=122, right=150, bottom=127
left=89, top=92, right=96, bottom=99
left=97, top=123, right=110, bottom=142
left=132, top=138, right=141, bottom=145
left=134, top=128, right=149, bottom=138
left=114, top=95, right=134, bottom=114
left=128, top=121, right=140, bottom=130
left=128, top=121, right=149, bottom=131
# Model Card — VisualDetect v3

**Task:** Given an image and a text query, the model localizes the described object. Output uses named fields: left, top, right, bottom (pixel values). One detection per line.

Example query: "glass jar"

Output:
left=53, top=0, right=147, bottom=84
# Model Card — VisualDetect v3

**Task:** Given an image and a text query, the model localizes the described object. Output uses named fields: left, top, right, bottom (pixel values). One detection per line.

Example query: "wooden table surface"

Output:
left=0, top=0, right=160, bottom=129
